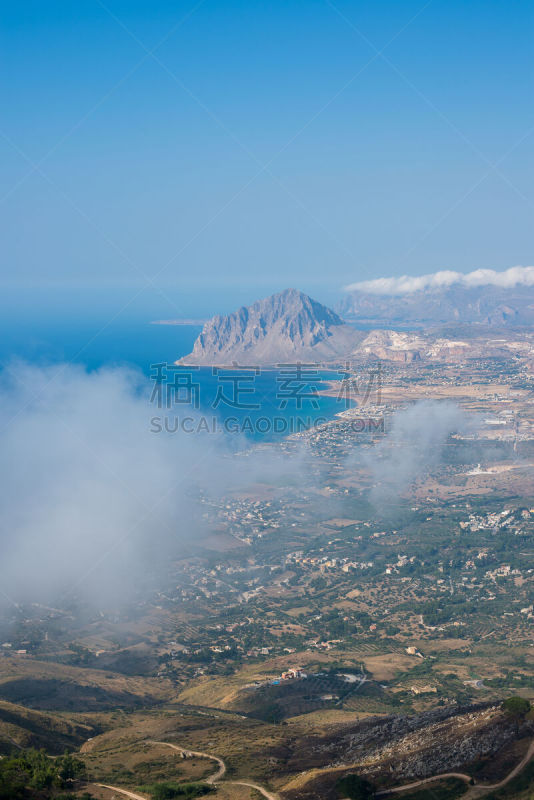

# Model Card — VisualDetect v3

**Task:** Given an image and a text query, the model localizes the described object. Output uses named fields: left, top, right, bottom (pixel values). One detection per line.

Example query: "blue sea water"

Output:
left=0, top=316, right=200, bottom=373
left=0, top=313, right=348, bottom=441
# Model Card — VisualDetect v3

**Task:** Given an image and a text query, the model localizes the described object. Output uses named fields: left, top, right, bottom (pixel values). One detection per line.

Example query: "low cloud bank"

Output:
left=0, top=365, right=479, bottom=607
left=345, top=266, right=534, bottom=295
left=0, top=363, right=314, bottom=609
left=0, top=363, right=283, bottom=607
left=362, top=401, right=478, bottom=506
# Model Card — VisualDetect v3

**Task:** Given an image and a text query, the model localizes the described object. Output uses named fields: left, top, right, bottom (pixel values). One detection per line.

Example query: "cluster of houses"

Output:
left=304, top=638, right=344, bottom=651
left=460, top=506, right=532, bottom=534
left=485, top=564, right=521, bottom=580
left=385, top=554, right=416, bottom=574
left=285, top=551, right=373, bottom=572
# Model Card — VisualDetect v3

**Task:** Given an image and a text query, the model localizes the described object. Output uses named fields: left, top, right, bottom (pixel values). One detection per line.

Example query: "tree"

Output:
left=336, top=773, right=375, bottom=800
left=0, top=747, right=87, bottom=798
left=57, top=751, right=86, bottom=786
left=502, top=696, right=531, bottom=719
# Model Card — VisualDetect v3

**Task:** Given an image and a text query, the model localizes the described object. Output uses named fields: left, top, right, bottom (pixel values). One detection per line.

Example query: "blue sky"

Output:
left=1, top=0, right=533, bottom=301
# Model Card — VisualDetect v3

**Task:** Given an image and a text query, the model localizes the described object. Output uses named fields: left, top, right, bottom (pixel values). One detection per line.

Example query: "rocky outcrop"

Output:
left=282, top=703, right=534, bottom=800
left=179, top=289, right=363, bottom=365
left=286, top=703, right=530, bottom=778
left=357, top=330, right=425, bottom=362
left=348, top=705, right=519, bottom=781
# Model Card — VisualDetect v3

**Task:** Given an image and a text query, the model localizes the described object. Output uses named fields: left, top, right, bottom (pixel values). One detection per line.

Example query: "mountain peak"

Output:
left=248, top=288, right=343, bottom=327
left=179, top=289, right=356, bottom=365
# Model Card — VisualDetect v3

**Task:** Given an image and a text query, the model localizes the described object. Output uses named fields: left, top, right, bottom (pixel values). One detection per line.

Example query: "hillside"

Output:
left=339, top=284, right=534, bottom=328
left=0, top=699, right=95, bottom=754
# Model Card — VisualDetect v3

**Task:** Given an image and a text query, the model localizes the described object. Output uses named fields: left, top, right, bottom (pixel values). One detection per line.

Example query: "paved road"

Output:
left=335, top=674, right=367, bottom=708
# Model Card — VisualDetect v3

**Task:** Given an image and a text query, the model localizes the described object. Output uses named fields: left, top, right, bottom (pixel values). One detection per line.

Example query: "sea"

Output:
left=0, top=308, right=350, bottom=442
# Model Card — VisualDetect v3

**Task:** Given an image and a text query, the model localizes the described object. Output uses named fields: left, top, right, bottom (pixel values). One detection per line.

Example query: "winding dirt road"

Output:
left=153, top=741, right=279, bottom=800
left=93, top=736, right=534, bottom=800
left=149, top=740, right=226, bottom=783
left=226, top=780, right=279, bottom=800
left=377, top=737, right=534, bottom=797
left=96, top=785, right=149, bottom=800
left=376, top=773, right=473, bottom=796
left=96, top=739, right=279, bottom=800
left=469, top=738, right=534, bottom=796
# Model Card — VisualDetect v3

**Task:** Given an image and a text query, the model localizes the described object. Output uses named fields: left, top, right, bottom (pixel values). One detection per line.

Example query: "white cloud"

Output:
left=0, top=363, right=312, bottom=608
left=363, top=401, right=478, bottom=504
left=344, top=266, right=534, bottom=295
left=0, top=363, right=211, bottom=606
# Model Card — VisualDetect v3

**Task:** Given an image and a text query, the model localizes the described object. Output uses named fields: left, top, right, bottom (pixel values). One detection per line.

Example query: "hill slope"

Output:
left=0, top=699, right=95, bottom=754
left=340, top=284, right=534, bottom=328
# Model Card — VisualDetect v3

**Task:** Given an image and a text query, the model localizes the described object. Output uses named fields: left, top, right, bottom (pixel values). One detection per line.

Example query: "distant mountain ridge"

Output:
left=179, top=288, right=362, bottom=365
left=340, top=284, right=534, bottom=328
left=178, top=286, right=534, bottom=367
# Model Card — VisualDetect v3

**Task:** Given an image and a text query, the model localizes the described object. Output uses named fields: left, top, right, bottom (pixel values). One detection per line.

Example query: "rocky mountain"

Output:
left=179, top=288, right=363, bottom=365
left=178, top=287, right=534, bottom=367
left=340, top=284, right=534, bottom=328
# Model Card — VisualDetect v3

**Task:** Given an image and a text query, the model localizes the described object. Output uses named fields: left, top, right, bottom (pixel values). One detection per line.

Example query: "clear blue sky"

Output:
left=2, top=0, right=533, bottom=299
